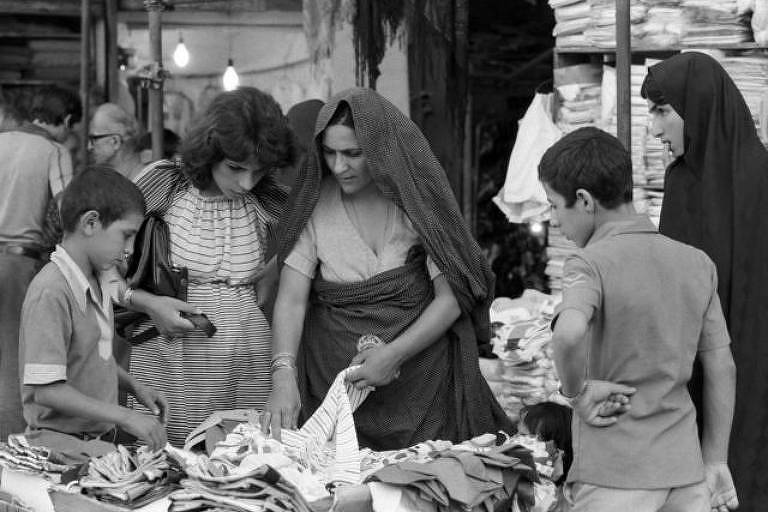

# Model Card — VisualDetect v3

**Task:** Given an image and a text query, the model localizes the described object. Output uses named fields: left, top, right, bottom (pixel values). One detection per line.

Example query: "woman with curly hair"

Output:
left=125, top=87, right=295, bottom=445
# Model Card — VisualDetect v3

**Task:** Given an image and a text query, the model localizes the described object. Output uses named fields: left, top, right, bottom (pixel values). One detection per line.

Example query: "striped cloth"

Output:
left=281, top=366, right=371, bottom=487
left=128, top=161, right=286, bottom=446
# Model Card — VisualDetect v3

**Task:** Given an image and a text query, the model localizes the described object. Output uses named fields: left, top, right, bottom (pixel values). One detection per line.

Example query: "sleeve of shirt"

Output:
left=554, top=253, right=601, bottom=324
left=284, top=221, right=318, bottom=279
left=698, top=261, right=731, bottom=352
left=48, top=143, right=73, bottom=197
left=20, top=287, right=72, bottom=385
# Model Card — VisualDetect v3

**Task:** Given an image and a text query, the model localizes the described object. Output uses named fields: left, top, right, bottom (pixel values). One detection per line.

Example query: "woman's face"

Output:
left=321, top=125, right=373, bottom=195
left=648, top=101, right=685, bottom=157
left=210, top=156, right=271, bottom=198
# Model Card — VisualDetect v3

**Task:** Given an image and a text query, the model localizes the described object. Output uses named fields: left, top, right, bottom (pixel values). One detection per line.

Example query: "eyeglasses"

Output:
left=88, top=133, right=122, bottom=144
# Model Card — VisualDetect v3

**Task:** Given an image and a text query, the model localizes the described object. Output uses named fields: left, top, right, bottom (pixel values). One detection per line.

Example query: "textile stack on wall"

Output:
left=680, top=0, right=752, bottom=45
left=549, top=0, right=590, bottom=47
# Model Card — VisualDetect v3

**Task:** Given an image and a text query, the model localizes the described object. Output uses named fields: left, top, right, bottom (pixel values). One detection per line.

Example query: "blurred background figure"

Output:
left=88, top=102, right=144, bottom=180
left=137, top=128, right=181, bottom=165
left=281, top=99, right=324, bottom=190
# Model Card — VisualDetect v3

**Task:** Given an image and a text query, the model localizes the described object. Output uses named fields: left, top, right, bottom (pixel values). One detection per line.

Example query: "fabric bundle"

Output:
left=584, top=0, right=649, bottom=48
left=681, top=0, right=752, bottom=45
left=486, top=292, right=565, bottom=422
left=365, top=441, right=541, bottom=512
left=549, top=0, right=590, bottom=47
left=0, top=434, right=71, bottom=476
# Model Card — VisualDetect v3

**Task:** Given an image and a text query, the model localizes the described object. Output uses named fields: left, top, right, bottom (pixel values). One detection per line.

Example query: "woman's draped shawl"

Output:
left=647, top=52, right=768, bottom=508
left=275, top=87, right=512, bottom=449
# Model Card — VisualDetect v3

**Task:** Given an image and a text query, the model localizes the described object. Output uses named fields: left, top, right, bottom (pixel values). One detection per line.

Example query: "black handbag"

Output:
left=115, top=213, right=215, bottom=344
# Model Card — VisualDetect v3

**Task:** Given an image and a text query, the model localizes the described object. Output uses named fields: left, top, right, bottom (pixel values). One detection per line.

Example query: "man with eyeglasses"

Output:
left=0, top=85, right=81, bottom=438
left=88, top=103, right=145, bottom=181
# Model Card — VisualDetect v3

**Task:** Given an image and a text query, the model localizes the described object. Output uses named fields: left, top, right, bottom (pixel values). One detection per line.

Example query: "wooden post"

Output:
left=105, top=0, right=118, bottom=102
left=146, top=0, right=164, bottom=161
left=80, top=0, right=91, bottom=169
left=616, top=0, right=631, bottom=151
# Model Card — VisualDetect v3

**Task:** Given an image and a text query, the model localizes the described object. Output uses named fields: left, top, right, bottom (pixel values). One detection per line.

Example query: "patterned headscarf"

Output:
left=275, top=87, right=494, bottom=344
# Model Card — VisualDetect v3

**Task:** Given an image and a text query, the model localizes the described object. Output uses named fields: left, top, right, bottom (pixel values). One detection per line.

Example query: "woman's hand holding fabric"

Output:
left=262, top=369, right=301, bottom=441
left=346, top=345, right=401, bottom=389
left=144, top=295, right=198, bottom=338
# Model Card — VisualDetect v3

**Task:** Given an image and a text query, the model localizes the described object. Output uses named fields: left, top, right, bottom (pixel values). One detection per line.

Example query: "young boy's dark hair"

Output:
left=538, top=126, right=632, bottom=209
left=29, top=85, right=82, bottom=127
left=60, top=166, right=146, bottom=233
left=520, top=402, right=573, bottom=484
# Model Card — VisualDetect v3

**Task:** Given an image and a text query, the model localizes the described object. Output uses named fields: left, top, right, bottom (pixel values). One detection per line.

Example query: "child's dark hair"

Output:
left=520, top=402, right=573, bottom=484
left=29, top=85, right=82, bottom=126
left=538, top=127, right=632, bottom=209
left=60, top=166, right=146, bottom=233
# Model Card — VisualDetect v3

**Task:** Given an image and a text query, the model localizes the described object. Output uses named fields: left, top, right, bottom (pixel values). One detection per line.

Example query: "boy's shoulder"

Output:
left=24, top=261, right=73, bottom=307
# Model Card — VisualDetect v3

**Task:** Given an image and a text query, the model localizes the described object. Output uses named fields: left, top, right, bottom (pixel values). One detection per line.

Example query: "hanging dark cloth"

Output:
left=276, top=87, right=512, bottom=448
left=647, top=52, right=768, bottom=510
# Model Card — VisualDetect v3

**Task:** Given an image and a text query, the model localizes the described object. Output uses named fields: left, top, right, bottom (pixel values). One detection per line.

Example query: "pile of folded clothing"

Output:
left=544, top=225, right=577, bottom=294
left=486, top=291, right=566, bottom=422
left=363, top=433, right=559, bottom=512
left=584, top=0, right=649, bottom=48
left=79, top=445, right=177, bottom=506
left=638, top=2, right=685, bottom=47
left=719, top=54, right=768, bottom=144
left=681, top=0, right=752, bottom=45
left=0, top=434, right=71, bottom=477
left=549, top=0, right=591, bottom=47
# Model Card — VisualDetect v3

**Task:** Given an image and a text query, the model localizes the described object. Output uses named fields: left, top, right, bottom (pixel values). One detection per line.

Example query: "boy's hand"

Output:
left=572, top=380, right=636, bottom=427
left=120, top=411, right=166, bottom=451
left=705, top=462, right=738, bottom=511
left=131, top=382, right=168, bottom=424
left=145, top=296, right=198, bottom=338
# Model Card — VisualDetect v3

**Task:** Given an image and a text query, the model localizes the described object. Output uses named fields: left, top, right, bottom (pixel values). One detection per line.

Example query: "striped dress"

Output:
left=129, top=162, right=281, bottom=446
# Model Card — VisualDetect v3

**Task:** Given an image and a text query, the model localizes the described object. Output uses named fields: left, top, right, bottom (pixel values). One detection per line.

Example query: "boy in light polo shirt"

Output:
left=539, top=127, right=737, bottom=512
left=19, top=166, right=166, bottom=452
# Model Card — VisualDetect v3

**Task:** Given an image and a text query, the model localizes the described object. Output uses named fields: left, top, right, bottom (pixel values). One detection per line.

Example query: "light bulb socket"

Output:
left=227, top=58, right=234, bottom=66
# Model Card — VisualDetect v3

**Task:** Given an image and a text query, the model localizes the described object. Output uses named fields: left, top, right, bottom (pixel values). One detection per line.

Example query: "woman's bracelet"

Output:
left=123, top=287, right=135, bottom=307
left=271, top=359, right=296, bottom=373
left=271, top=352, right=296, bottom=364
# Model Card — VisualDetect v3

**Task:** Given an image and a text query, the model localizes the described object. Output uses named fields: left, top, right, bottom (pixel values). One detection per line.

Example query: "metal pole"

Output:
left=616, top=0, right=631, bottom=151
left=146, top=0, right=164, bottom=161
left=105, top=0, right=119, bottom=102
left=80, top=0, right=91, bottom=170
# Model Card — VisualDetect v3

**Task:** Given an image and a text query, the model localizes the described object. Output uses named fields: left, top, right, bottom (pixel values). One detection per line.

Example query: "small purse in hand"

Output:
left=115, top=213, right=215, bottom=344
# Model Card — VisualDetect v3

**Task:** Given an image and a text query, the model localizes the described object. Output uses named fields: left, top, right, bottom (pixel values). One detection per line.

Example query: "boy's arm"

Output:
left=32, top=382, right=166, bottom=450
left=117, top=367, right=167, bottom=424
left=552, top=308, right=590, bottom=396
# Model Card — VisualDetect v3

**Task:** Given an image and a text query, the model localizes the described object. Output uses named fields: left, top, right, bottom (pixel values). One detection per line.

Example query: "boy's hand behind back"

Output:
left=572, top=380, right=636, bottom=427
left=705, top=462, right=738, bottom=511
left=120, top=411, right=166, bottom=451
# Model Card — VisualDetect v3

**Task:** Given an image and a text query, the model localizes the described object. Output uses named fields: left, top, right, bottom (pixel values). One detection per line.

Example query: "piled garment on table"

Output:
left=549, top=0, right=590, bottom=47
left=0, top=434, right=72, bottom=476
left=486, top=291, right=565, bottom=422
left=681, top=0, right=752, bottom=45
left=364, top=437, right=555, bottom=512
left=78, top=445, right=175, bottom=506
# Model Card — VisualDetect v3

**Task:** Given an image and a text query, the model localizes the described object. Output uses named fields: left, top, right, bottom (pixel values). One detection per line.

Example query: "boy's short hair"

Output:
left=60, top=166, right=146, bottom=233
left=29, top=85, right=82, bottom=126
left=538, top=126, right=632, bottom=209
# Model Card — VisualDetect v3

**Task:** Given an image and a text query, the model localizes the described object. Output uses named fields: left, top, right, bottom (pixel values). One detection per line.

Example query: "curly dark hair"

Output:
left=180, top=86, right=298, bottom=190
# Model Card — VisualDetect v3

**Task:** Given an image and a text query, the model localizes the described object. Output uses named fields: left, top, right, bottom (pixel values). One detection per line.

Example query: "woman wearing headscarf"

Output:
left=265, top=88, right=513, bottom=450
left=642, top=51, right=768, bottom=511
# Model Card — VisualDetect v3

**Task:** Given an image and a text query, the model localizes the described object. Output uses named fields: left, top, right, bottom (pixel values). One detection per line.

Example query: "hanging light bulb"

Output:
left=222, top=58, right=239, bottom=91
left=173, top=33, right=190, bottom=68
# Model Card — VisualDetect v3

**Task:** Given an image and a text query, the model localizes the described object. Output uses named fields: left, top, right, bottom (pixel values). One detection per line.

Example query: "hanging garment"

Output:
left=493, top=92, right=560, bottom=223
